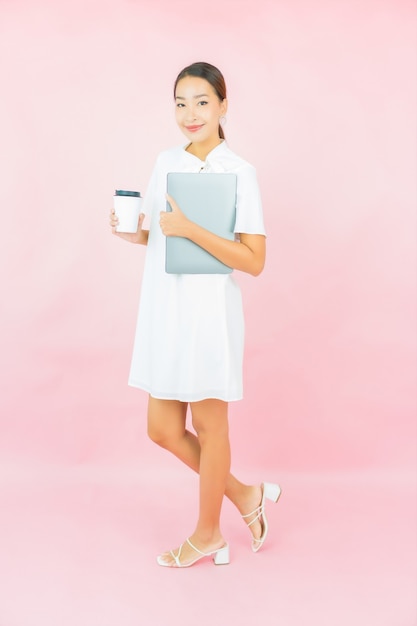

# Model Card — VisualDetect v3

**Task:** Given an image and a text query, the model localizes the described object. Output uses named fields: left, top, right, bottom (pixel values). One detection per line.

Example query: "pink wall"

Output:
left=0, top=0, right=415, bottom=473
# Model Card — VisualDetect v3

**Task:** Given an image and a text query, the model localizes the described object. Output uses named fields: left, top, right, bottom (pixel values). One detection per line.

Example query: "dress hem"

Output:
left=128, top=379, right=243, bottom=403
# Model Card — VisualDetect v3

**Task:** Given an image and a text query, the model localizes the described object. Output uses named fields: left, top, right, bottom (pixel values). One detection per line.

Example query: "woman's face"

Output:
left=175, top=76, right=227, bottom=145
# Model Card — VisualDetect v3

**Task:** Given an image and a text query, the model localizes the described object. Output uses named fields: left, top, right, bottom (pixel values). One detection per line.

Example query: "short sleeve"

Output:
left=234, top=165, right=266, bottom=236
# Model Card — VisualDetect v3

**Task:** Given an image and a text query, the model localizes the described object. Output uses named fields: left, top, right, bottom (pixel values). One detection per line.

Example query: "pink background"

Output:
left=0, top=1, right=415, bottom=625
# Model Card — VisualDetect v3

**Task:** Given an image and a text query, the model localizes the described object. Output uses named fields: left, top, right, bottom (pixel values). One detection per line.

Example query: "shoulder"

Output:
left=220, top=147, right=262, bottom=208
left=217, top=143, right=257, bottom=176
left=154, top=144, right=185, bottom=168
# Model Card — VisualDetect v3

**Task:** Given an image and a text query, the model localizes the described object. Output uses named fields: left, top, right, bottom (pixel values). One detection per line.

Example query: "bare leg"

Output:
left=147, top=396, right=263, bottom=558
left=156, top=398, right=230, bottom=565
left=190, top=398, right=230, bottom=540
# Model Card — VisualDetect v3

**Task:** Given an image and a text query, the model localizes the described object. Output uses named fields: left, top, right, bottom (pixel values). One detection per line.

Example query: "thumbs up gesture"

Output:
left=159, top=194, right=190, bottom=237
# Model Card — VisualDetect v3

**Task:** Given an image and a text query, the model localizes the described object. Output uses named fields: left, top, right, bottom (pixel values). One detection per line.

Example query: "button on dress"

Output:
left=128, top=141, right=265, bottom=402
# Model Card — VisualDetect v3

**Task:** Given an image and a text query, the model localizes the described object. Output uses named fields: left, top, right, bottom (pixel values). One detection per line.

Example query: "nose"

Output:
left=185, top=104, right=197, bottom=122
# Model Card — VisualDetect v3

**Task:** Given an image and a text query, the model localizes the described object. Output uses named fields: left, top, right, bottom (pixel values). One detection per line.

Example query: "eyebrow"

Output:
left=175, top=94, right=209, bottom=100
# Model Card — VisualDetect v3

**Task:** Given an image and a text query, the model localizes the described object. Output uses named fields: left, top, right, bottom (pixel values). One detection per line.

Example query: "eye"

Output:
left=176, top=103, right=185, bottom=108
left=197, top=100, right=208, bottom=106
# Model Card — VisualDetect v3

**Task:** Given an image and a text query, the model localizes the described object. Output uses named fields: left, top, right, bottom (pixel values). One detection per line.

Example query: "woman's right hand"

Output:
left=109, top=209, right=147, bottom=244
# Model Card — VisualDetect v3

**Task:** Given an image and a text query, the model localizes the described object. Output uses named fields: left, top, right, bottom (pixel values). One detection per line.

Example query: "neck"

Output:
left=185, top=137, right=223, bottom=161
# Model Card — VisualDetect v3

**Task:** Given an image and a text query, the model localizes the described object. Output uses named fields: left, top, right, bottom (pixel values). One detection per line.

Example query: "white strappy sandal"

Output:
left=242, top=482, right=281, bottom=553
left=157, top=538, right=230, bottom=568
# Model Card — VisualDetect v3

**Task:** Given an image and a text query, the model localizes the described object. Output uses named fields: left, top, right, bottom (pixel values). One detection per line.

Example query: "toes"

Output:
left=157, top=552, right=176, bottom=566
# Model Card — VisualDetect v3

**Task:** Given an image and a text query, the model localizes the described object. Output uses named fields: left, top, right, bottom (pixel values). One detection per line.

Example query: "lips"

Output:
left=185, top=125, right=204, bottom=132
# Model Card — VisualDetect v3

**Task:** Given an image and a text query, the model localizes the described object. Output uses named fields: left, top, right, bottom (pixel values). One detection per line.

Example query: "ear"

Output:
left=220, top=98, right=228, bottom=116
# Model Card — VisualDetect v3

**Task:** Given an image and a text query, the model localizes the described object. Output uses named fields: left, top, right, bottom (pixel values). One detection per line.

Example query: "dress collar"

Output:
left=182, top=140, right=227, bottom=164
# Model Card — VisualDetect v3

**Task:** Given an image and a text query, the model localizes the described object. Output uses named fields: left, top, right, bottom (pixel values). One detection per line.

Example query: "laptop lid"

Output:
left=165, top=172, right=237, bottom=274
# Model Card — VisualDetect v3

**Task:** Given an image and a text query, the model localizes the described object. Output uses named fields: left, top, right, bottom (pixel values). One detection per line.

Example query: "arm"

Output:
left=184, top=222, right=265, bottom=276
left=160, top=195, right=266, bottom=276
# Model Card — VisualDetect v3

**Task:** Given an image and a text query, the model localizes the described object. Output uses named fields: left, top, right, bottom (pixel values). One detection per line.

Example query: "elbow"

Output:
left=251, top=268, right=263, bottom=277
left=249, top=246, right=266, bottom=276
left=250, top=259, right=265, bottom=277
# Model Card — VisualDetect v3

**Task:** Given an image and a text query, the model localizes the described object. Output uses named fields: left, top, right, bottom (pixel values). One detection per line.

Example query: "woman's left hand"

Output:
left=159, top=194, right=190, bottom=237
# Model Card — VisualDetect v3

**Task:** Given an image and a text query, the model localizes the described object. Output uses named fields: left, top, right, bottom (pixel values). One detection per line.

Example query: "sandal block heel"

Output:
left=263, top=482, right=282, bottom=503
left=213, top=544, right=230, bottom=565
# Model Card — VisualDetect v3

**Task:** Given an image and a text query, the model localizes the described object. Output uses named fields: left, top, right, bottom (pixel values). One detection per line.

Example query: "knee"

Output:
left=193, top=423, right=229, bottom=445
left=147, top=423, right=170, bottom=448
left=147, top=422, right=186, bottom=451
left=147, top=397, right=187, bottom=449
left=191, top=414, right=229, bottom=444
left=191, top=399, right=228, bottom=437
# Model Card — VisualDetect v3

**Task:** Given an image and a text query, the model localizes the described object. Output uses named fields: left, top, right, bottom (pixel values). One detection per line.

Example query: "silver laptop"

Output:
left=165, top=172, right=237, bottom=274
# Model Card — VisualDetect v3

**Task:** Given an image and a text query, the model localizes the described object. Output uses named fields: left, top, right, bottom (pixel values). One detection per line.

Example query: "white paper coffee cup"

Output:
left=113, top=190, right=143, bottom=233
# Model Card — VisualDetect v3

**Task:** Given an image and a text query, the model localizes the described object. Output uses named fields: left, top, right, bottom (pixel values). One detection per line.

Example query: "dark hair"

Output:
left=174, top=62, right=227, bottom=140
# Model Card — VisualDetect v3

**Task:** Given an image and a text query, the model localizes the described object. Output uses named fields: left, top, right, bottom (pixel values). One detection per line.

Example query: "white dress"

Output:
left=128, top=141, right=265, bottom=402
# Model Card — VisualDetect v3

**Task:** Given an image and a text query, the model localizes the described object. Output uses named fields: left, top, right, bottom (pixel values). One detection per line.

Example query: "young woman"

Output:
left=110, top=62, right=281, bottom=568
